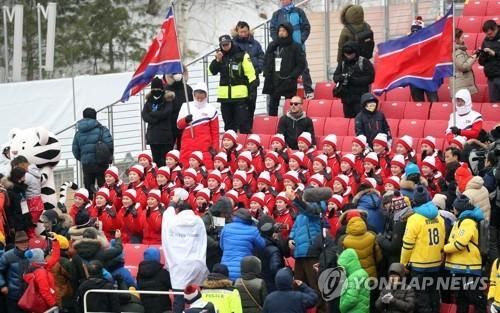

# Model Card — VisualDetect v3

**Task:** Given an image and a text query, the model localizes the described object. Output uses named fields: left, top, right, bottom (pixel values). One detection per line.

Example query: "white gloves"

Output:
left=381, top=293, right=394, bottom=304
left=491, top=304, right=498, bottom=313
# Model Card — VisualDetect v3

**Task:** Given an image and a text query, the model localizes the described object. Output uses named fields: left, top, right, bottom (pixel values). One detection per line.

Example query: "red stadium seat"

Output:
left=423, top=120, right=449, bottom=138
left=347, top=119, right=356, bottom=136
left=379, top=101, right=406, bottom=119
left=477, top=33, right=486, bottom=47
left=473, top=63, right=487, bottom=84
left=323, top=117, right=350, bottom=136
left=236, top=133, right=248, bottom=146
left=283, top=99, right=309, bottom=115
left=341, top=136, right=354, bottom=153
left=472, top=85, right=488, bottom=103
left=472, top=102, right=482, bottom=113
left=259, top=134, right=271, bottom=148
left=398, top=119, right=425, bottom=138
left=481, top=103, right=500, bottom=121
left=437, top=83, right=452, bottom=102
left=462, top=33, right=478, bottom=50
left=386, top=119, right=400, bottom=136
left=307, top=100, right=333, bottom=117
left=462, top=1, right=488, bottom=16
left=316, top=136, right=325, bottom=147
left=486, top=3, right=500, bottom=16
left=330, top=99, right=344, bottom=117
left=483, top=121, right=498, bottom=131
left=333, top=136, right=344, bottom=150
left=314, top=82, right=335, bottom=100
left=253, top=116, right=278, bottom=134
left=124, top=244, right=148, bottom=267
left=310, top=117, right=326, bottom=136
left=457, top=16, right=483, bottom=33
left=429, top=102, right=453, bottom=120
left=404, top=102, right=430, bottom=119
left=385, top=88, right=410, bottom=101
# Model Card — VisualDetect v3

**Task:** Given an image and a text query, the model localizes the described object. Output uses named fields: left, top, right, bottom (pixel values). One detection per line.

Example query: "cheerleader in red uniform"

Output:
left=156, top=166, right=171, bottom=207
left=326, top=195, right=344, bottom=237
left=236, top=151, right=257, bottom=193
left=297, top=132, right=317, bottom=170
left=361, top=152, right=384, bottom=193
left=340, top=154, right=360, bottom=194
left=68, top=188, right=91, bottom=224
left=333, top=174, right=353, bottom=204
left=117, top=189, right=143, bottom=243
left=421, top=156, right=443, bottom=197
left=213, top=152, right=233, bottom=190
left=372, top=133, right=393, bottom=178
left=189, top=151, right=209, bottom=187
left=309, top=154, right=332, bottom=186
left=141, top=189, right=164, bottom=245
left=245, top=134, right=265, bottom=175
left=322, top=134, right=341, bottom=177
left=308, top=173, right=326, bottom=188
left=263, top=151, right=286, bottom=192
left=351, top=135, right=368, bottom=175
left=383, top=176, right=401, bottom=194
left=287, top=151, right=308, bottom=185
left=283, top=171, right=304, bottom=193
left=256, top=171, right=277, bottom=214
left=138, top=151, right=158, bottom=189
left=390, top=154, right=406, bottom=178
left=103, top=166, right=123, bottom=210
left=124, top=164, right=148, bottom=208
left=273, top=192, right=295, bottom=240
left=207, top=170, right=226, bottom=204
left=249, top=192, right=269, bottom=219
left=91, top=188, right=120, bottom=241
left=419, top=136, right=445, bottom=174
left=220, top=130, right=241, bottom=172
left=194, top=188, right=211, bottom=216
left=395, top=135, right=417, bottom=164
left=270, top=134, right=290, bottom=169
left=182, top=168, right=204, bottom=210
left=231, top=170, right=251, bottom=209
left=166, top=150, right=183, bottom=188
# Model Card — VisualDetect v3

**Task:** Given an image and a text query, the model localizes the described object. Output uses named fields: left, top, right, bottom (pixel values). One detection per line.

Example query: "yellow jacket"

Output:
left=489, top=259, right=500, bottom=308
left=339, top=217, right=382, bottom=278
left=202, top=278, right=243, bottom=313
left=400, top=202, right=445, bottom=272
left=444, top=208, right=483, bottom=275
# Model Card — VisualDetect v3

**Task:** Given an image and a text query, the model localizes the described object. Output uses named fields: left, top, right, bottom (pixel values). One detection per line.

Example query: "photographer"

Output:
left=478, top=20, right=500, bottom=102
left=453, top=28, right=478, bottom=95
left=333, top=41, right=375, bottom=118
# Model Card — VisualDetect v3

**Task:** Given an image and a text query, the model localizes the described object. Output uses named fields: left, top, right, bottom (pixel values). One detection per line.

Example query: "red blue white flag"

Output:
left=372, top=7, right=453, bottom=95
left=121, top=7, right=183, bottom=102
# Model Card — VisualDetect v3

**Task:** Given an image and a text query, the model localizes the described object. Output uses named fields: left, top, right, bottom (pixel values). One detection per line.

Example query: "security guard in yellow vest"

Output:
left=209, top=34, right=256, bottom=134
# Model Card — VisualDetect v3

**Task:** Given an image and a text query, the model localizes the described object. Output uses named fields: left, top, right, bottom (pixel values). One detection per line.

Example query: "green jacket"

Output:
left=338, top=249, right=370, bottom=313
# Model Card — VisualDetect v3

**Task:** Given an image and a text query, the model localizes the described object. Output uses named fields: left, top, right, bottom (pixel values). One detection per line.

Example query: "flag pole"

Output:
left=172, top=2, right=194, bottom=138
left=452, top=1, right=457, bottom=127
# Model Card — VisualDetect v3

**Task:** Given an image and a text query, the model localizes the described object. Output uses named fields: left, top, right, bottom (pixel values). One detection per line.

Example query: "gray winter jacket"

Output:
left=25, top=164, right=42, bottom=198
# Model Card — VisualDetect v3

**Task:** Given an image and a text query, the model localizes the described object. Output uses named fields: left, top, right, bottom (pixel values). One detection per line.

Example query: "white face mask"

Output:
left=456, top=105, right=470, bottom=115
left=173, top=74, right=183, bottom=82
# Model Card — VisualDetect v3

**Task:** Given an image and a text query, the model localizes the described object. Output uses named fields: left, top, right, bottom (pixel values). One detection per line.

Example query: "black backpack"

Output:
left=95, top=126, right=112, bottom=164
left=346, top=22, right=375, bottom=59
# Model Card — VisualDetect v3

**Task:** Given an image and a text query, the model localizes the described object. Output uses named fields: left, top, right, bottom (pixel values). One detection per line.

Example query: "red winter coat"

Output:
left=158, top=184, right=171, bottom=207
left=265, top=165, right=286, bottom=192
left=263, top=191, right=276, bottom=215
left=220, top=169, right=233, bottom=190
left=251, top=151, right=265, bottom=175
left=170, top=166, right=183, bottom=188
left=221, top=146, right=241, bottom=173
left=326, top=153, right=342, bottom=178
left=274, top=210, right=294, bottom=239
left=94, top=205, right=121, bottom=241
left=117, top=203, right=143, bottom=243
left=141, top=206, right=164, bottom=245
left=122, top=182, right=148, bottom=208
left=377, top=151, right=394, bottom=178
left=144, top=167, right=158, bottom=190
left=327, top=210, right=341, bottom=238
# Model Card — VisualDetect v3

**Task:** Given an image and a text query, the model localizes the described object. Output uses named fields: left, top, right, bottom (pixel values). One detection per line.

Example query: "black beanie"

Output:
left=151, top=77, right=164, bottom=89
left=75, top=210, right=91, bottom=227
left=10, top=167, right=26, bottom=182
left=211, top=263, right=229, bottom=278
left=453, top=194, right=474, bottom=213
left=413, top=186, right=430, bottom=207
left=83, top=107, right=97, bottom=119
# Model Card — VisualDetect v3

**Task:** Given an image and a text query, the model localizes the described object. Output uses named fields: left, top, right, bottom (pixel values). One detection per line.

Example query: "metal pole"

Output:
left=384, top=0, right=390, bottom=41
left=3, top=7, right=9, bottom=82
left=324, top=0, right=331, bottom=81
left=37, top=3, right=43, bottom=79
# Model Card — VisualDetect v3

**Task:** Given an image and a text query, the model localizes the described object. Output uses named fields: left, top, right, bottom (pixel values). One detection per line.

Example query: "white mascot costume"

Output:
left=8, top=127, right=61, bottom=211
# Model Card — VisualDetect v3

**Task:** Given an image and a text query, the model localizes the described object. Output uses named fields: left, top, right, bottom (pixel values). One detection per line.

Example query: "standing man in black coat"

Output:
left=141, top=77, right=176, bottom=167
left=277, top=96, right=315, bottom=150
left=354, top=92, right=392, bottom=148
left=479, top=20, right=500, bottom=102
left=263, top=23, right=306, bottom=116
left=333, top=41, right=375, bottom=118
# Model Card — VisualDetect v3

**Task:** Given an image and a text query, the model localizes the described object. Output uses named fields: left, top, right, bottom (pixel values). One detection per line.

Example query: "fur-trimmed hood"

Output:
left=53, top=207, right=73, bottom=229
left=338, top=209, right=368, bottom=226
left=145, top=90, right=176, bottom=102
left=68, top=225, right=108, bottom=247
left=340, top=4, right=365, bottom=25
left=353, top=188, right=380, bottom=204
left=400, top=177, right=428, bottom=191
left=202, top=278, right=233, bottom=290
left=0, top=176, right=13, bottom=189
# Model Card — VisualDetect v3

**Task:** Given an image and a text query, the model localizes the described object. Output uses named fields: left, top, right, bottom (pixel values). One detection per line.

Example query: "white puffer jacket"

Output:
left=463, top=176, right=491, bottom=221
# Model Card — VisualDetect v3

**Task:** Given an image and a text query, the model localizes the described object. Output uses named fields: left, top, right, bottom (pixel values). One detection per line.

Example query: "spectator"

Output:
left=161, top=188, right=209, bottom=313
left=209, top=34, right=256, bottom=134
left=164, top=67, right=194, bottom=150
left=220, top=208, right=265, bottom=280
left=202, top=197, right=232, bottom=271
left=234, top=256, right=267, bottom=313
left=410, top=16, right=424, bottom=34
left=10, top=156, right=43, bottom=225
left=232, top=21, right=265, bottom=128
left=184, top=284, right=216, bottom=313
left=355, top=92, right=392, bottom=148
left=177, top=82, right=219, bottom=167
left=375, top=263, right=415, bottom=313
left=277, top=96, right=315, bottom=150
left=75, top=260, right=120, bottom=313
left=352, top=178, right=385, bottom=234
left=455, top=163, right=491, bottom=222
left=262, top=267, right=318, bottom=313
left=453, top=28, right=478, bottom=95
left=479, top=20, right=500, bottom=102
left=337, top=249, right=370, bottom=313
left=337, top=4, right=374, bottom=62
left=444, top=146, right=461, bottom=165
left=141, top=77, right=176, bottom=167
left=400, top=186, right=445, bottom=313
left=444, top=195, right=487, bottom=313
left=201, top=263, right=243, bottom=313
left=263, top=23, right=306, bottom=116
left=72, top=107, right=113, bottom=199
left=136, top=247, right=172, bottom=313
left=333, top=41, right=375, bottom=118
left=0, top=231, right=30, bottom=313
left=270, top=0, right=313, bottom=98
left=256, top=216, right=285, bottom=293
left=3, top=168, right=33, bottom=234
left=446, top=89, right=483, bottom=143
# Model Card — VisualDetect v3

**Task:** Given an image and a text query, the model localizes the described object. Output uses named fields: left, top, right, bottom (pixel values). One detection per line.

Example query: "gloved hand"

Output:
left=492, top=304, right=498, bottom=313
left=450, top=126, right=461, bottom=135
left=381, top=293, right=394, bottom=304
left=185, top=114, right=193, bottom=124
left=209, top=146, right=217, bottom=157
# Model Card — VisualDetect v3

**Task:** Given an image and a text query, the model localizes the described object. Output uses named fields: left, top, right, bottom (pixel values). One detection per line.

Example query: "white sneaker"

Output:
left=305, top=93, right=314, bottom=99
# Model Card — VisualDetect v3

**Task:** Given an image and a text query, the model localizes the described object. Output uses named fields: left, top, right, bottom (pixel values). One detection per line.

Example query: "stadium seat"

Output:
left=341, top=136, right=354, bottom=153
left=307, top=100, right=333, bottom=117
left=472, top=102, right=482, bottom=113
left=423, top=120, right=449, bottom=138
left=385, top=88, right=410, bottom=101
left=486, top=3, right=500, bottom=16
left=330, top=99, right=344, bottom=117
left=259, top=134, right=271, bottom=148
left=283, top=99, right=309, bottom=115
left=124, top=244, right=148, bottom=267
left=429, top=102, right=453, bottom=120
left=323, top=117, right=350, bottom=136
left=472, top=85, right=488, bottom=103
left=477, top=33, right=486, bottom=47
left=462, top=33, right=478, bottom=50
left=236, top=133, right=248, bottom=147
left=404, top=102, right=430, bottom=120
left=316, top=136, right=324, bottom=147
left=386, top=119, right=400, bottom=136
left=462, top=1, right=488, bottom=16
left=311, top=117, right=326, bottom=136
left=253, top=116, right=278, bottom=134
left=379, top=101, right=406, bottom=119
left=347, top=119, right=356, bottom=136
left=457, top=16, right=483, bottom=33
left=481, top=103, right=500, bottom=121
left=472, top=63, right=487, bottom=84
left=437, top=83, right=452, bottom=102
left=332, top=136, right=344, bottom=150
left=483, top=121, right=498, bottom=131
left=314, top=82, right=335, bottom=100
left=398, top=119, right=425, bottom=138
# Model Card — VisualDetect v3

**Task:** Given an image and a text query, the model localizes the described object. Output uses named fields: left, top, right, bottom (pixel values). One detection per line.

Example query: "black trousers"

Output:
left=172, top=288, right=185, bottom=313
left=220, top=100, right=250, bottom=134
left=410, top=86, right=439, bottom=103
left=247, top=81, right=259, bottom=130
left=488, top=77, right=500, bottom=102
left=411, top=270, right=441, bottom=313
left=454, top=274, right=487, bottom=313
left=83, top=167, right=105, bottom=200
left=6, top=298, right=24, bottom=313
left=341, top=96, right=362, bottom=118
left=150, top=143, right=173, bottom=167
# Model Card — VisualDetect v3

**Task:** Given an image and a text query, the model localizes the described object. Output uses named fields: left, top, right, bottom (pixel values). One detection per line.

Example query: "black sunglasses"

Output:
left=290, top=102, right=302, bottom=106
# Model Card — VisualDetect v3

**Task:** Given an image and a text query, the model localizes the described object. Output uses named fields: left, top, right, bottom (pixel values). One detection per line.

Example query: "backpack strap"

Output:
left=345, top=23, right=358, bottom=41
left=240, top=280, right=263, bottom=310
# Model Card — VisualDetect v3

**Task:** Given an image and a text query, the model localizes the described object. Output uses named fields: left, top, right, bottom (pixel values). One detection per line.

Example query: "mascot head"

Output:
left=8, top=127, right=61, bottom=168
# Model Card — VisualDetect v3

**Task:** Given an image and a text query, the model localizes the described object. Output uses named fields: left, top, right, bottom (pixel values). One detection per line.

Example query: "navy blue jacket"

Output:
left=257, top=237, right=284, bottom=293
left=220, top=217, right=266, bottom=280
left=270, top=5, right=311, bottom=47
left=0, top=248, right=29, bottom=300
left=233, top=36, right=265, bottom=73
left=72, top=118, right=113, bottom=166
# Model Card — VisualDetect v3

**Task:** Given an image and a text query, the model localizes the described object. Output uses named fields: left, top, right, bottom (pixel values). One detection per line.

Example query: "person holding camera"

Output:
left=454, top=28, right=478, bottom=96
left=333, top=41, right=375, bottom=118
left=479, top=20, right=500, bottom=102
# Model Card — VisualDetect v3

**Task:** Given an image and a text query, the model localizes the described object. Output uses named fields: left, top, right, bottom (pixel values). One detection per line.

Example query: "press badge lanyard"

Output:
left=275, top=47, right=283, bottom=72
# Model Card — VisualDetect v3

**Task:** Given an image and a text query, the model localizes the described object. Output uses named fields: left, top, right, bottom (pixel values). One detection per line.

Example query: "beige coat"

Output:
left=463, top=176, right=491, bottom=221
left=452, top=44, right=478, bottom=95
